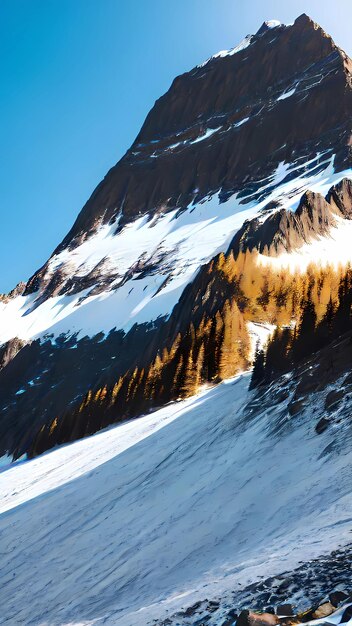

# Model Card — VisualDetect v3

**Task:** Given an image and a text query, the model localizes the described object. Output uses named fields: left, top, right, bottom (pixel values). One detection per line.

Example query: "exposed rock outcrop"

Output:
left=0, top=337, right=28, bottom=372
left=230, top=178, right=352, bottom=256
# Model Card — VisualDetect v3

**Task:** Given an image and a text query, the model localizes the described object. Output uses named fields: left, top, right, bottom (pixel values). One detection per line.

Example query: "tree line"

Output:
left=29, top=246, right=352, bottom=456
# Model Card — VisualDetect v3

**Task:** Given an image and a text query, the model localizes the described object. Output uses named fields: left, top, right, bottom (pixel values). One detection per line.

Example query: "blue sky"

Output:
left=1, top=0, right=351, bottom=292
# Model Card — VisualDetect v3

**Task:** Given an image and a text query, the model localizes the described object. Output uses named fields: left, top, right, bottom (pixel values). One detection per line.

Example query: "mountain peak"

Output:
left=256, top=19, right=283, bottom=36
left=295, top=12, right=314, bottom=25
left=294, top=12, right=329, bottom=35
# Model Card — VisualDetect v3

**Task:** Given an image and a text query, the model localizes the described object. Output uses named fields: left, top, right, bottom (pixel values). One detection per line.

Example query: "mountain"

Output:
left=1, top=12, right=352, bottom=626
left=0, top=13, right=351, bottom=463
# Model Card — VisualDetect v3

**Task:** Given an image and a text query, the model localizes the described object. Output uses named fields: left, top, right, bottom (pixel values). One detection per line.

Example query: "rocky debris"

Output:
left=184, top=601, right=203, bottom=617
left=154, top=544, right=352, bottom=626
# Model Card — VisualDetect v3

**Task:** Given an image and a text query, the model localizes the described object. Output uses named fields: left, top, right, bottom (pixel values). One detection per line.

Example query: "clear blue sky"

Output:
left=1, top=0, right=351, bottom=292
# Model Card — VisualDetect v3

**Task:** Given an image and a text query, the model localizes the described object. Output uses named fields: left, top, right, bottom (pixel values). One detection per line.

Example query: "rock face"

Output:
left=230, top=178, right=352, bottom=255
left=25, top=13, right=352, bottom=294
left=0, top=337, right=27, bottom=372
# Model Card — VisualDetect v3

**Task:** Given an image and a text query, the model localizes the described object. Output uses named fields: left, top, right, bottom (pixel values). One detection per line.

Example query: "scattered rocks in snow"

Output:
left=155, top=545, right=352, bottom=626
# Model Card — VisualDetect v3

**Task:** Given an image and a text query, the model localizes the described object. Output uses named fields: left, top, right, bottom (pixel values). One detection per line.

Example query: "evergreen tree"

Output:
left=250, top=343, right=265, bottom=389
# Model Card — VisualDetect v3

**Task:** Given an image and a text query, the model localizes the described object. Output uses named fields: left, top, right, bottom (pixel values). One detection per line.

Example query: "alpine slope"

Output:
left=1, top=368, right=351, bottom=625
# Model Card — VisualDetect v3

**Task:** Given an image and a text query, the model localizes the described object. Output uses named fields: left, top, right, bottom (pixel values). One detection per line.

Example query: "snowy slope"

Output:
left=1, top=373, right=351, bottom=626
left=0, top=156, right=350, bottom=344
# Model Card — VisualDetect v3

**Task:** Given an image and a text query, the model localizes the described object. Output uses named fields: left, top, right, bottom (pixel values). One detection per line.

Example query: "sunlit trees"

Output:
left=29, top=245, right=352, bottom=458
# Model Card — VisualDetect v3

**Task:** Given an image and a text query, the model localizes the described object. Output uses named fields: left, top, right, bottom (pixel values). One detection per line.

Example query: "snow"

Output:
left=1, top=374, right=351, bottom=625
left=198, top=19, right=283, bottom=68
left=264, top=20, right=282, bottom=29
left=234, top=116, right=250, bottom=128
left=190, top=126, right=222, bottom=144
left=0, top=155, right=350, bottom=343
left=248, top=321, right=275, bottom=357
left=277, top=87, right=297, bottom=101
left=198, top=35, right=253, bottom=67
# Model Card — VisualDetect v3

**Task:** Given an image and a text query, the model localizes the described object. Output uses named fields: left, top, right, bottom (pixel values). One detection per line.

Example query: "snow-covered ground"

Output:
left=1, top=373, right=351, bottom=626
left=0, top=156, right=350, bottom=344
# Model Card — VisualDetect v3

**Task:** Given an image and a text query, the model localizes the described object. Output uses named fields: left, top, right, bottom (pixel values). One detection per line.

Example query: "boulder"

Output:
left=324, top=389, right=344, bottom=411
left=312, top=602, right=336, bottom=619
left=329, top=591, right=348, bottom=607
left=315, top=417, right=330, bottom=434
left=237, top=610, right=280, bottom=626
left=277, top=604, right=294, bottom=616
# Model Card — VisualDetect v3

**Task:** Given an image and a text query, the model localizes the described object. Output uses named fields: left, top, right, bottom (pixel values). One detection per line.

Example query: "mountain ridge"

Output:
left=25, top=13, right=352, bottom=268
left=0, top=14, right=351, bottom=463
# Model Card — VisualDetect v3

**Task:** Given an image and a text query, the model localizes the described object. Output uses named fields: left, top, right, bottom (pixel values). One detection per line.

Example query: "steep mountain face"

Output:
left=24, top=13, right=352, bottom=300
left=54, top=13, right=351, bottom=242
left=0, top=14, right=352, bottom=461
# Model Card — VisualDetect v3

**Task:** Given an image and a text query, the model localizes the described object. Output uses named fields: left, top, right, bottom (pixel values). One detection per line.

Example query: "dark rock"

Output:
left=329, top=591, right=348, bottom=606
left=206, top=600, right=220, bottom=612
left=288, top=400, right=305, bottom=417
left=258, top=592, right=272, bottom=604
left=237, top=610, right=250, bottom=626
left=265, top=608, right=276, bottom=615
left=184, top=601, right=202, bottom=616
left=315, top=417, right=330, bottom=434
left=228, top=609, right=238, bottom=619
left=324, top=389, right=344, bottom=411
left=276, top=604, right=294, bottom=616
left=340, top=605, right=352, bottom=622
left=277, top=579, right=291, bottom=593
